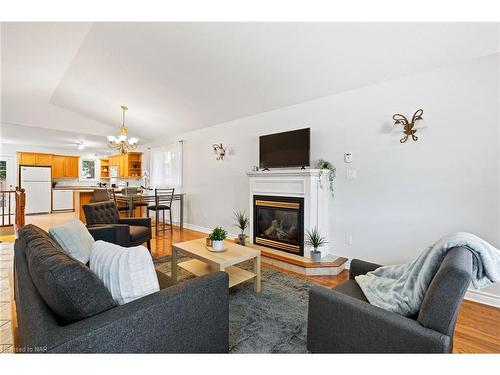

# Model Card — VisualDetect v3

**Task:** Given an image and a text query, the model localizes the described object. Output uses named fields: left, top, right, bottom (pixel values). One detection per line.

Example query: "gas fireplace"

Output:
left=253, top=195, right=304, bottom=256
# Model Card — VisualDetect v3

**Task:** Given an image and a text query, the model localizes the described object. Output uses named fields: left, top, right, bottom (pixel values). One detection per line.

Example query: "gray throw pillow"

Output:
left=49, top=219, right=95, bottom=264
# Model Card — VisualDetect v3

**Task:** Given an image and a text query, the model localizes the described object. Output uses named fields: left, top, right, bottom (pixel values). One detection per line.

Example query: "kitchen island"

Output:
left=52, top=187, right=131, bottom=223
left=52, top=187, right=185, bottom=227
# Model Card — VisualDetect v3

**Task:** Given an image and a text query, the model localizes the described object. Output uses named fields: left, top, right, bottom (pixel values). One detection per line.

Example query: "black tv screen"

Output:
left=259, top=128, right=310, bottom=169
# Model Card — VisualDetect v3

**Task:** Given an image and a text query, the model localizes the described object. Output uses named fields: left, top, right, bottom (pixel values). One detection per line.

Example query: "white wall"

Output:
left=149, top=54, right=500, bottom=297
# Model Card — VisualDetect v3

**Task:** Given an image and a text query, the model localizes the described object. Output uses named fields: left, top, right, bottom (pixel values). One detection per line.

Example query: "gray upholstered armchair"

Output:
left=307, top=247, right=473, bottom=353
left=83, top=201, right=152, bottom=251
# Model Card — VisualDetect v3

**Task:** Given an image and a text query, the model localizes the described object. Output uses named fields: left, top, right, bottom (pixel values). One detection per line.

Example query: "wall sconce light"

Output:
left=393, top=109, right=424, bottom=143
left=212, top=143, right=226, bottom=160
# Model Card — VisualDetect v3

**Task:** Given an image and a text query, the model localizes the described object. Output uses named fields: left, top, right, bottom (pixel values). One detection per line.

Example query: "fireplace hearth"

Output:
left=253, top=195, right=304, bottom=256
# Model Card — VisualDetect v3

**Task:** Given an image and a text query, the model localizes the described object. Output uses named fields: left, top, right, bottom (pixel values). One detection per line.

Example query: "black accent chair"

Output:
left=147, top=188, right=175, bottom=236
left=83, top=201, right=152, bottom=251
left=307, top=247, right=473, bottom=353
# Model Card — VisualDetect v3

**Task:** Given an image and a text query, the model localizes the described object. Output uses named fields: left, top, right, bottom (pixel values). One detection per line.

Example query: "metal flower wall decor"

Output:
left=212, top=143, right=226, bottom=160
left=392, top=109, right=424, bottom=143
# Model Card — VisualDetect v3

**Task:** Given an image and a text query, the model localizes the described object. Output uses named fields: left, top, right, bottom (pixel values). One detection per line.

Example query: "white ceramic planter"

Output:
left=212, top=240, right=225, bottom=251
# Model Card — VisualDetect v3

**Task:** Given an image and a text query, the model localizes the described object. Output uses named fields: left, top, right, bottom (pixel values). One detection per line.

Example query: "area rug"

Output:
left=154, top=255, right=313, bottom=353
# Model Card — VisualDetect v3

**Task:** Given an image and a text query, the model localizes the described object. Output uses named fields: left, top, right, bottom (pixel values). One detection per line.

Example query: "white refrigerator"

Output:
left=20, top=166, right=52, bottom=214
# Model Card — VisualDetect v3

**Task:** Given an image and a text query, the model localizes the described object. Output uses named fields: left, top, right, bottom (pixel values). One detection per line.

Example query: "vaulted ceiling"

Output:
left=1, top=22, right=499, bottom=150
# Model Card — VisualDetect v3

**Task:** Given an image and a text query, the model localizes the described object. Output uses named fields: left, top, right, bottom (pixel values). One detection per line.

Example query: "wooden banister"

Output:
left=0, top=187, right=25, bottom=232
left=15, top=187, right=25, bottom=229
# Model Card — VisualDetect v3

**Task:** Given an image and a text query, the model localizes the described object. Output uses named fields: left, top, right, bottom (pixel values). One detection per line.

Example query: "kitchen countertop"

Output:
left=52, top=186, right=121, bottom=191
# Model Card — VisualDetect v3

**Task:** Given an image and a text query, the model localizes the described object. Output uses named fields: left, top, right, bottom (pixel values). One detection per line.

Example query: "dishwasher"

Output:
left=52, top=190, right=74, bottom=212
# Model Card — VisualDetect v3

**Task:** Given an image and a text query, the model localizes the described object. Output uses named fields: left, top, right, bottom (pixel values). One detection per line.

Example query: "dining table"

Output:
left=114, top=191, right=185, bottom=230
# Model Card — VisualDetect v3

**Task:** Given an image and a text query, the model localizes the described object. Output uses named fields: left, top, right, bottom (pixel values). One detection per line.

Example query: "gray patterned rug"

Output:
left=154, top=255, right=312, bottom=353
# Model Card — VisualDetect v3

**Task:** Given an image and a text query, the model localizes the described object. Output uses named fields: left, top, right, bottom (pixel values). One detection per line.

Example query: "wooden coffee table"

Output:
left=171, top=238, right=261, bottom=293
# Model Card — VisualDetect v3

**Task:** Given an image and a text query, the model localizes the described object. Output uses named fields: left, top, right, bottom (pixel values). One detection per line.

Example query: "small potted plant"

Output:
left=209, top=226, right=228, bottom=252
left=315, top=159, right=336, bottom=197
left=305, top=227, right=327, bottom=262
left=233, top=210, right=249, bottom=245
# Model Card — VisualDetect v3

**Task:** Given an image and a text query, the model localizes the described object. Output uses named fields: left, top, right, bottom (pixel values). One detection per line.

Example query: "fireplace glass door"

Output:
left=253, top=195, right=304, bottom=255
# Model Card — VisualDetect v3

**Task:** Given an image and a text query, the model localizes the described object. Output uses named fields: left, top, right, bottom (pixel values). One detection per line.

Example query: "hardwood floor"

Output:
left=17, top=215, right=500, bottom=353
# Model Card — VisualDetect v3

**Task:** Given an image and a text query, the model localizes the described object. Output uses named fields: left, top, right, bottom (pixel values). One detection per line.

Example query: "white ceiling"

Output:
left=0, top=122, right=108, bottom=150
left=1, top=22, right=499, bottom=149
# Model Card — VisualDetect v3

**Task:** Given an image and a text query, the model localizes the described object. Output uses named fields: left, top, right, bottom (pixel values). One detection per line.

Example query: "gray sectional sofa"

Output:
left=13, top=224, right=229, bottom=353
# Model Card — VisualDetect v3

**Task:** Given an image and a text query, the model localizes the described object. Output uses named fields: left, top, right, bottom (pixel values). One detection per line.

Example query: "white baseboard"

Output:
left=465, top=289, right=500, bottom=308
left=182, top=222, right=211, bottom=234
left=182, top=222, right=239, bottom=238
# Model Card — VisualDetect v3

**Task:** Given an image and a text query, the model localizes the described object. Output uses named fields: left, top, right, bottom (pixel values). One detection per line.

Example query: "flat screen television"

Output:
left=259, top=128, right=310, bottom=169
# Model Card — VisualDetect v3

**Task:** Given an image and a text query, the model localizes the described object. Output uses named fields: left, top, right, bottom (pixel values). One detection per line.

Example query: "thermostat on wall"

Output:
left=344, top=152, right=353, bottom=163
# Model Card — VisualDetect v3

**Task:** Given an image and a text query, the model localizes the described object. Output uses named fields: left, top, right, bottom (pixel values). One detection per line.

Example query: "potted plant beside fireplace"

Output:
left=305, top=227, right=327, bottom=262
left=233, top=210, right=249, bottom=245
left=209, top=226, right=228, bottom=252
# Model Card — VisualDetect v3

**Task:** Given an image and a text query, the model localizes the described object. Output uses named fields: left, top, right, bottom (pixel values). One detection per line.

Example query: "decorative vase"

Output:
left=206, top=237, right=212, bottom=247
left=310, top=250, right=321, bottom=262
left=212, top=240, right=224, bottom=251
left=238, top=234, right=246, bottom=246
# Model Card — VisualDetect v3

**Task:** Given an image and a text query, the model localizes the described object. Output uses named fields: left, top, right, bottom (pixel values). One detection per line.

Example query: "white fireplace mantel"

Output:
left=246, top=169, right=332, bottom=258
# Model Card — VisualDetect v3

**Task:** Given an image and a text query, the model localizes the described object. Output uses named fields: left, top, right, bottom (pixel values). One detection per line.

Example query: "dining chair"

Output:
left=123, top=187, right=149, bottom=217
left=147, top=188, right=175, bottom=236
left=92, top=188, right=112, bottom=203
left=110, top=189, right=131, bottom=216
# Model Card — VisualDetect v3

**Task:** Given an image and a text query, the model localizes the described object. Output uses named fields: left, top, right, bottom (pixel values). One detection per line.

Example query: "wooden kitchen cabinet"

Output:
left=36, top=153, right=53, bottom=166
left=51, top=155, right=66, bottom=178
left=18, top=152, right=52, bottom=166
left=108, top=152, right=142, bottom=178
left=119, top=154, right=126, bottom=178
left=65, top=156, right=79, bottom=178
left=51, top=155, right=79, bottom=178
left=127, top=152, right=142, bottom=178
left=18, top=152, right=37, bottom=165
left=100, top=158, right=110, bottom=179
left=18, top=152, right=79, bottom=177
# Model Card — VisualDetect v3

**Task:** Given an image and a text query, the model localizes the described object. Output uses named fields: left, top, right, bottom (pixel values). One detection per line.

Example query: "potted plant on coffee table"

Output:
left=209, top=226, right=228, bottom=252
left=305, top=227, right=327, bottom=262
left=233, top=210, right=249, bottom=245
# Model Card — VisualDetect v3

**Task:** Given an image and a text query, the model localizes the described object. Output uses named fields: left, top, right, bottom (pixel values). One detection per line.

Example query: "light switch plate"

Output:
left=344, top=152, right=353, bottom=163
left=346, top=169, right=357, bottom=180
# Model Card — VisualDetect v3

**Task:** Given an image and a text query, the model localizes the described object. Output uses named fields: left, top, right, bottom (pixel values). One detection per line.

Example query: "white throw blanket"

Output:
left=355, top=232, right=500, bottom=316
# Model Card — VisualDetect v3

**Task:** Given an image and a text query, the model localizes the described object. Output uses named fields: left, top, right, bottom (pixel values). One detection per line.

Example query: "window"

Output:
left=80, top=159, right=96, bottom=180
left=0, top=160, right=6, bottom=181
left=150, top=142, right=183, bottom=188
left=0, top=160, right=6, bottom=192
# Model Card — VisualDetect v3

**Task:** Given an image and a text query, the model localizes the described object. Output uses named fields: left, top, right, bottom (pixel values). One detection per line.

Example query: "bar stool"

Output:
left=147, top=188, right=175, bottom=236
left=123, top=187, right=149, bottom=217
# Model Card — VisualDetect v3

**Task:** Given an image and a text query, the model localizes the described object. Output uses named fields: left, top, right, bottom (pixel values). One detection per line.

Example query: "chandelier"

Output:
left=107, top=105, right=138, bottom=154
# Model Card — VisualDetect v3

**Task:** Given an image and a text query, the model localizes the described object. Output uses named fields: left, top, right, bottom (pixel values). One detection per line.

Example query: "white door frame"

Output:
left=0, top=155, right=16, bottom=222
